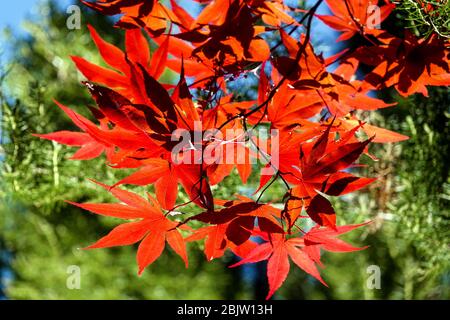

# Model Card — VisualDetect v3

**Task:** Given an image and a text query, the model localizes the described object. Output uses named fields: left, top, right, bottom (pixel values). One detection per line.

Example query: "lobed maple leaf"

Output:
left=318, top=0, right=395, bottom=41
left=69, top=180, right=189, bottom=273
left=256, top=122, right=374, bottom=229
left=71, top=25, right=171, bottom=104
left=275, top=31, right=396, bottom=117
left=355, top=31, right=450, bottom=97
left=173, top=0, right=271, bottom=69
left=231, top=222, right=369, bottom=299
left=229, top=233, right=326, bottom=300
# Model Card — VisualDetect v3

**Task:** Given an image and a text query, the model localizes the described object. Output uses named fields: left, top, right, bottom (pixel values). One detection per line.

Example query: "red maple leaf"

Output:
left=71, top=25, right=171, bottom=104
left=68, top=180, right=189, bottom=274
left=173, top=0, right=270, bottom=69
left=230, top=233, right=326, bottom=300
left=318, top=0, right=395, bottom=41
left=275, top=31, right=396, bottom=117
left=231, top=222, right=369, bottom=299
left=356, top=31, right=450, bottom=96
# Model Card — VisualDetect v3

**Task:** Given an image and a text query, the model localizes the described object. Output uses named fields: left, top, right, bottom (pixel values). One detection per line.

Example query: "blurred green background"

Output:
left=0, top=0, right=449, bottom=300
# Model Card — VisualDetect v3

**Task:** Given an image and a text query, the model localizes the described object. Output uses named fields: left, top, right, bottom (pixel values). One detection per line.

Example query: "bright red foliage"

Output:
left=318, top=0, right=395, bottom=41
left=36, top=0, right=450, bottom=298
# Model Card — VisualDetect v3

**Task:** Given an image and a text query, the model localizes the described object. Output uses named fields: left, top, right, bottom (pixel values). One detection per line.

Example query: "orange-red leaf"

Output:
left=137, top=231, right=166, bottom=275
left=266, top=241, right=290, bottom=300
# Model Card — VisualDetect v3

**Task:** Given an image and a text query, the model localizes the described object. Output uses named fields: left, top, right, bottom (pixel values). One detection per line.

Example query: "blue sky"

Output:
left=0, top=0, right=73, bottom=68
left=0, top=0, right=72, bottom=32
left=0, top=0, right=38, bottom=30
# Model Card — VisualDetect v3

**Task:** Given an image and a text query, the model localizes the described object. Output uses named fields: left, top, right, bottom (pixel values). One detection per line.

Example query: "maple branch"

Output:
left=37, top=0, right=445, bottom=300
left=188, top=76, right=213, bottom=88
left=202, top=0, right=324, bottom=205
left=165, top=194, right=201, bottom=217
left=270, top=22, right=298, bottom=54
left=241, top=117, right=290, bottom=190
left=315, top=89, right=332, bottom=115
left=256, top=172, right=279, bottom=203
